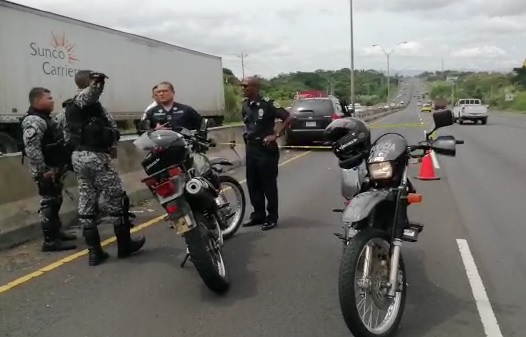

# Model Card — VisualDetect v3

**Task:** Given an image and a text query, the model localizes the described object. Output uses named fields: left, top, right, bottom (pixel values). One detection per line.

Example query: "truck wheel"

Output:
left=481, top=118, right=487, bottom=125
left=459, top=119, right=464, bottom=124
left=0, top=133, right=19, bottom=154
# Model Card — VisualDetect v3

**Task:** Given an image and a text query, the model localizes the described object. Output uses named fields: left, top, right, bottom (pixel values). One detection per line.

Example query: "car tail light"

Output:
left=332, top=113, right=341, bottom=121
left=155, top=180, right=176, bottom=198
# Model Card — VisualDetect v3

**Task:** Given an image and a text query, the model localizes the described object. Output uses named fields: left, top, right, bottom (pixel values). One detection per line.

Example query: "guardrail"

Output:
left=0, top=104, right=406, bottom=250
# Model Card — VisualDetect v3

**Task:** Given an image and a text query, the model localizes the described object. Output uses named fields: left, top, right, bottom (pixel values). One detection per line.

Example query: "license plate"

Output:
left=173, top=215, right=195, bottom=236
left=305, top=121, right=316, bottom=127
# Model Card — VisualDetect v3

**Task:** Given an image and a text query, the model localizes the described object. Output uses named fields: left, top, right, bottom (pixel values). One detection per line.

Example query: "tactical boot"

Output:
left=113, top=225, right=145, bottom=258
left=41, top=223, right=76, bottom=252
left=83, top=227, right=109, bottom=266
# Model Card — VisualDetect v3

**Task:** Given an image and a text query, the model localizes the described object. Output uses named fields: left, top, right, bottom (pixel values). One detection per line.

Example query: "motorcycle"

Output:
left=332, top=110, right=463, bottom=336
left=133, top=119, right=246, bottom=293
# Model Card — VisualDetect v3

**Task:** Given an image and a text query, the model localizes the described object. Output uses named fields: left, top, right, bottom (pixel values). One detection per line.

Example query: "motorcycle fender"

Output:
left=209, top=157, right=234, bottom=167
left=342, top=190, right=390, bottom=223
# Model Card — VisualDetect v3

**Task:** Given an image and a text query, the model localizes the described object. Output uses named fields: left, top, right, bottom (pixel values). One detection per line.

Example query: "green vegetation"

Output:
left=418, top=65, right=526, bottom=111
left=223, top=67, right=399, bottom=122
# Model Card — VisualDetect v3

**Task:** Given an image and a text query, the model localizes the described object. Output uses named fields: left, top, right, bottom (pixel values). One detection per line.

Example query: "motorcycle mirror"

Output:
left=432, top=109, right=453, bottom=129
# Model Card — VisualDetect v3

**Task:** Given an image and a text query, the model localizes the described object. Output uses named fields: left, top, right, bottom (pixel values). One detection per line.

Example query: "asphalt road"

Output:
left=0, top=92, right=504, bottom=337
left=425, top=109, right=526, bottom=337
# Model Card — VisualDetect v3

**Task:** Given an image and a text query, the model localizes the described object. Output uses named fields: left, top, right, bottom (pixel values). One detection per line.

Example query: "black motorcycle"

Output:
left=133, top=119, right=246, bottom=293
left=333, top=110, right=463, bottom=336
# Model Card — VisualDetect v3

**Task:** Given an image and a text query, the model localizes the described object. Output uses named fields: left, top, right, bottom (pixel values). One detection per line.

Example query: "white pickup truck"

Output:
left=452, top=98, right=489, bottom=125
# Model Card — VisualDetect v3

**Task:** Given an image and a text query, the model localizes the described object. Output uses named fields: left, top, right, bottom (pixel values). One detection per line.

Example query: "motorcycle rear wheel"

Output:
left=217, top=175, right=246, bottom=240
left=185, top=212, right=230, bottom=293
left=338, top=228, right=407, bottom=337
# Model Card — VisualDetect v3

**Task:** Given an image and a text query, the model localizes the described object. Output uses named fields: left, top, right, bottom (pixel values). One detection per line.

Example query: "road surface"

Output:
left=0, top=93, right=518, bottom=336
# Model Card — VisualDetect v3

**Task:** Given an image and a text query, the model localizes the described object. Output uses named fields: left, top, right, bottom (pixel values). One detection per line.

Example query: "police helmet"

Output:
left=324, top=117, right=371, bottom=164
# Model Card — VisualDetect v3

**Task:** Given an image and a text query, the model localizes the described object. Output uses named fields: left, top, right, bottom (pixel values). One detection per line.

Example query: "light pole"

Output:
left=349, top=0, right=355, bottom=113
left=372, top=42, right=407, bottom=109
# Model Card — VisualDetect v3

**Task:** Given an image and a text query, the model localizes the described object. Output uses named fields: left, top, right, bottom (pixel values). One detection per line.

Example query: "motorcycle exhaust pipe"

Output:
left=185, top=178, right=217, bottom=210
left=185, top=177, right=209, bottom=195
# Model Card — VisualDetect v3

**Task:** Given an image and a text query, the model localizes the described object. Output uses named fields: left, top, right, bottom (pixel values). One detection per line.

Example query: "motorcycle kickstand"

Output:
left=180, top=247, right=191, bottom=268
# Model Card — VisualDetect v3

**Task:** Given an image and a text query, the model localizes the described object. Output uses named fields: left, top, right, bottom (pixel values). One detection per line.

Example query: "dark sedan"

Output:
left=285, top=97, right=348, bottom=145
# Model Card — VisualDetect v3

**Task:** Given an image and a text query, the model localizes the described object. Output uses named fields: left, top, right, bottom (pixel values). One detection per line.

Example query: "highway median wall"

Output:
left=0, top=105, right=405, bottom=250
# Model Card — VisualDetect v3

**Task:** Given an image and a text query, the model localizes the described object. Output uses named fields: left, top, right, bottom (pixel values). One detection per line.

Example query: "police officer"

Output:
left=141, top=81, right=202, bottom=131
left=64, top=70, right=145, bottom=266
left=21, top=87, right=77, bottom=252
left=143, top=85, right=159, bottom=114
left=240, top=76, right=293, bottom=230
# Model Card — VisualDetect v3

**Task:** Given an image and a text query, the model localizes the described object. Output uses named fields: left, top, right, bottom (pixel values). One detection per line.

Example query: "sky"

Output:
left=8, top=0, right=526, bottom=78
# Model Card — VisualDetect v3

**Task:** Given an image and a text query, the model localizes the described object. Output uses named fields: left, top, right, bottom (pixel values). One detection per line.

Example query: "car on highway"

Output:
left=421, top=103, right=432, bottom=113
left=452, top=98, right=488, bottom=124
left=285, top=97, right=347, bottom=145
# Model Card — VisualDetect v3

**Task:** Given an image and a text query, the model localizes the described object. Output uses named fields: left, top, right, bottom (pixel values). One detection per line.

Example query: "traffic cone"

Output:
left=415, top=150, right=440, bottom=180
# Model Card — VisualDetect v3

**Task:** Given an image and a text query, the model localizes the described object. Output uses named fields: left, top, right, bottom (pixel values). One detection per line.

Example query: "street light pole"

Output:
left=349, top=0, right=355, bottom=113
left=372, top=42, right=407, bottom=110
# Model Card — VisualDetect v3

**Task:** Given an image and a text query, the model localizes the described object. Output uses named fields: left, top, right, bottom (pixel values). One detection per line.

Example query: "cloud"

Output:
left=450, top=46, right=506, bottom=59
left=6, top=0, right=526, bottom=77
left=357, top=0, right=457, bottom=13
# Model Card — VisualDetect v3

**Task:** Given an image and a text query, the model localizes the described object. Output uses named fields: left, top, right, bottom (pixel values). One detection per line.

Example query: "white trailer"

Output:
left=0, top=0, right=226, bottom=153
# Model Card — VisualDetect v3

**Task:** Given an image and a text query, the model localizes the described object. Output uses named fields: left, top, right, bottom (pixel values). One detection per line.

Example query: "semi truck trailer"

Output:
left=0, top=0, right=226, bottom=154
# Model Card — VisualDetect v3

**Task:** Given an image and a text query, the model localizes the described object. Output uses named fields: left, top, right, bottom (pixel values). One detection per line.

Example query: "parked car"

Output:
left=285, top=97, right=347, bottom=145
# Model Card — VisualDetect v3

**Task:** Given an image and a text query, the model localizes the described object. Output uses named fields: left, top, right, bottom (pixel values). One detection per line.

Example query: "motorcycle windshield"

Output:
left=133, top=130, right=185, bottom=151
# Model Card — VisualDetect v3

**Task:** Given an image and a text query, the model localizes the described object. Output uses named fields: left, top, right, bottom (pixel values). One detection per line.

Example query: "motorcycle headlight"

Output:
left=368, top=161, right=393, bottom=180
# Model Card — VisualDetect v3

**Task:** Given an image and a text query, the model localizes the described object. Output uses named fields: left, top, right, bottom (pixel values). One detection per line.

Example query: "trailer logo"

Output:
left=29, top=32, right=81, bottom=77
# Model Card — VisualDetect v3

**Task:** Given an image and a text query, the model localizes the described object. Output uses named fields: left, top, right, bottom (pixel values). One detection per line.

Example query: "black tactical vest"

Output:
left=64, top=101, right=117, bottom=152
left=20, top=109, right=62, bottom=166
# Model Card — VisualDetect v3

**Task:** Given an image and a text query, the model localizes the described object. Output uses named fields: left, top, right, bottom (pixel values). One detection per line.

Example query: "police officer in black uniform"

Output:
left=241, top=76, right=293, bottom=230
left=140, top=81, right=202, bottom=132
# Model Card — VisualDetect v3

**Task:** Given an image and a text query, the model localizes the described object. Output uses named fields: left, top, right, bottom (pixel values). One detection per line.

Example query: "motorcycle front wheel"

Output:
left=184, top=212, right=230, bottom=294
left=338, top=228, right=407, bottom=337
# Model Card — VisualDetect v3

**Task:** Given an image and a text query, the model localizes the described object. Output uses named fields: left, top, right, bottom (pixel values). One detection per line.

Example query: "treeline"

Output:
left=419, top=67, right=526, bottom=111
left=222, top=67, right=399, bottom=122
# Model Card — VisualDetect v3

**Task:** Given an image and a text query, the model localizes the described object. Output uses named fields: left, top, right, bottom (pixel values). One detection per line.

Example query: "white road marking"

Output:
left=430, top=150, right=440, bottom=169
left=456, top=239, right=504, bottom=337
left=422, top=130, right=440, bottom=169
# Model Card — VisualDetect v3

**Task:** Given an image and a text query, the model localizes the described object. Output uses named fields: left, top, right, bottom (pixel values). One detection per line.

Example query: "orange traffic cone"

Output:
left=415, top=150, right=440, bottom=180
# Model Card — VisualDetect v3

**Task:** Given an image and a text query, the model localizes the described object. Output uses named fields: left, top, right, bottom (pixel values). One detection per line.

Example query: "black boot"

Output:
left=113, top=224, right=145, bottom=258
left=83, top=227, right=109, bottom=266
left=41, top=222, right=76, bottom=252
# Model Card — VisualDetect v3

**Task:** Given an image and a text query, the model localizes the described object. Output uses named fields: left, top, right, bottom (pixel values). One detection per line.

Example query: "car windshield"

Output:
left=133, top=129, right=186, bottom=151
left=291, top=100, right=333, bottom=115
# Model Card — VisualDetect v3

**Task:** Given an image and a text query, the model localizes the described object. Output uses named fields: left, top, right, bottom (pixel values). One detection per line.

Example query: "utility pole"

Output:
left=236, top=52, right=248, bottom=79
left=441, top=57, right=444, bottom=73
left=349, top=0, right=355, bottom=112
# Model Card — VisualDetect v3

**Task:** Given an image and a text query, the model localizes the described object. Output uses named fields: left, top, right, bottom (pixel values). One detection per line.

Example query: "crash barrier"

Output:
left=0, top=104, right=405, bottom=250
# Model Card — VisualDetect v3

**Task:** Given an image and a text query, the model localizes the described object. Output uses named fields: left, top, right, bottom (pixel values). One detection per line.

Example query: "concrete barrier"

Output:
left=0, top=106, right=405, bottom=250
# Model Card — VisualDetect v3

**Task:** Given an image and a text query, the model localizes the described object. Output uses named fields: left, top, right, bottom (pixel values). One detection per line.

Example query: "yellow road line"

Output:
left=0, top=151, right=312, bottom=295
